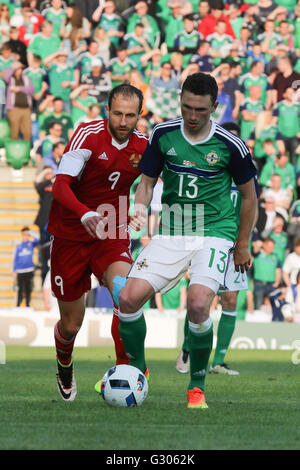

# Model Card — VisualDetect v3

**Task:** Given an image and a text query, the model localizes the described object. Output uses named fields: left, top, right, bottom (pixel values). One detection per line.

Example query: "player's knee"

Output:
left=188, top=296, right=210, bottom=322
left=60, top=316, right=83, bottom=337
left=119, top=288, right=138, bottom=314
left=221, top=292, right=238, bottom=311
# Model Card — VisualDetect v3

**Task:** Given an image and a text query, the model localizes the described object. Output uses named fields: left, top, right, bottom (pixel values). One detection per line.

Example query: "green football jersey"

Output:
left=27, top=33, right=61, bottom=63
left=98, top=13, right=123, bottom=48
left=138, top=119, right=256, bottom=242
left=240, top=98, right=265, bottom=140
left=42, top=112, right=73, bottom=141
left=256, top=32, right=282, bottom=62
left=108, top=57, right=136, bottom=87
left=274, top=0, right=297, bottom=10
left=76, top=53, right=103, bottom=81
left=124, top=33, right=151, bottom=70
left=71, top=95, right=97, bottom=125
left=269, top=232, right=288, bottom=265
left=230, top=184, right=241, bottom=225
left=239, top=72, right=270, bottom=105
left=259, top=160, right=296, bottom=190
left=0, top=56, right=13, bottom=74
left=273, top=100, right=300, bottom=138
left=23, top=66, right=47, bottom=95
left=253, top=251, right=280, bottom=282
left=294, top=17, right=300, bottom=49
left=164, top=17, right=185, bottom=48
left=249, top=125, right=282, bottom=158
left=206, top=33, right=232, bottom=66
left=126, top=13, right=160, bottom=48
left=48, top=63, right=75, bottom=102
left=174, top=30, right=202, bottom=67
left=42, top=8, right=67, bottom=37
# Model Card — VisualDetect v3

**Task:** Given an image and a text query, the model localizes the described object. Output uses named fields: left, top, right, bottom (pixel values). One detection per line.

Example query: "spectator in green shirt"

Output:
left=252, top=237, right=282, bottom=310
left=27, top=20, right=61, bottom=67
left=35, top=120, right=64, bottom=168
left=70, top=83, right=97, bottom=126
left=239, top=60, right=273, bottom=108
left=107, top=45, right=136, bottom=88
left=260, top=153, right=296, bottom=196
left=44, top=48, right=76, bottom=112
left=273, top=87, right=300, bottom=165
left=41, top=0, right=67, bottom=39
left=240, top=84, right=265, bottom=140
left=23, top=54, right=49, bottom=113
left=248, top=110, right=285, bottom=171
left=92, top=0, right=125, bottom=48
left=126, top=1, right=160, bottom=49
left=40, top=97, right=73, bottom=142
left=0, top=42, right=13, bottom=78
left=171, top=14, right=202, bottom=68
left=269, top=215, right=288, bottom=265
left=123, top=22, right=152, bottom=72
left=158, top=2, right=184, bottom=50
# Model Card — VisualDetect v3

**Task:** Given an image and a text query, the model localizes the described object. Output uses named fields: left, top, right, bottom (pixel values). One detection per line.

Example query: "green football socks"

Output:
left=118, top=312, right=147, bottom=374
left=212, top=310, right=237, bottom=367
left=188, top=319, right=213, bottom=392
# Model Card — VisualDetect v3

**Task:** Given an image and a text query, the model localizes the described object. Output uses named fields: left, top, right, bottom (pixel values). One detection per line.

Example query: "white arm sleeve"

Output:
left=57, top=149, right=92, bottom=177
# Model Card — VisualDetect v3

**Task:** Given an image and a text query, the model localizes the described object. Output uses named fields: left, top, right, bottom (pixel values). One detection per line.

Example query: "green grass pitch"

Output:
left=0, top=346, right=299, bottom=450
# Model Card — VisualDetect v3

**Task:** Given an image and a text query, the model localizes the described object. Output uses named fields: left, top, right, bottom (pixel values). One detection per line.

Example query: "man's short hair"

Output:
left=1, top=43, right=12, bottom=52
left=264, top=237, right=275, bottom=244
left=183, top=14, right=194, bottom=21
left=108, top=83, right=144, bottom=113
left=53, top=141, right=65, bottom=151
left=49, top=121, right=62, bottom=130
left=181, top=72, right=218, bottom=104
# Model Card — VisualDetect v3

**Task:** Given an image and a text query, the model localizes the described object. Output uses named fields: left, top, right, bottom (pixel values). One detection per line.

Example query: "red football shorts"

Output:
left=50, top=236, right=132, bottom=301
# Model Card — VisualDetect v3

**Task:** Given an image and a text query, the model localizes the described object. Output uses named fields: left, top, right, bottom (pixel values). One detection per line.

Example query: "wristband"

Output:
left=80, top=211, right=100, bottom=223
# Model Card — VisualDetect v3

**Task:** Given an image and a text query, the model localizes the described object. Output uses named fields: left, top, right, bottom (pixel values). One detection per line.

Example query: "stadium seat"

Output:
left=5, top=139, right=30, bottom=170
left=0, top=119, right=11, bottom=147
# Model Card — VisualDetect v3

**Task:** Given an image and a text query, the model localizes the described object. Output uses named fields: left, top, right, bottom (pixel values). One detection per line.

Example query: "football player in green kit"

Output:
left=112, top=73, right=257, bottom=408
left=176, top=122, right=258, bottom=377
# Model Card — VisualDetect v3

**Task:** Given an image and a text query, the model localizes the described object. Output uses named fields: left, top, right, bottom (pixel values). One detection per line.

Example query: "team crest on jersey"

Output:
left=129, top=153, right=142, bottom=168
left=205, top=151, right=220, bottom=166
left=136, top=258, right=148, bottom=270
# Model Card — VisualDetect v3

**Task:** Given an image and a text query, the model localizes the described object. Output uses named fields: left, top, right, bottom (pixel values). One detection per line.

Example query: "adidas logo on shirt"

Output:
left=166, top=147, right=177, bottom=156
left=98, top=152, right=108, bottom=160
left=120, top=252, right=130, bottom=259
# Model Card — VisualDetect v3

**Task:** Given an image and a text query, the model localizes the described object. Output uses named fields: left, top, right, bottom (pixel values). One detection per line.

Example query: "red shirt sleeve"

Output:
left=52, top=174, right=90, bottom=219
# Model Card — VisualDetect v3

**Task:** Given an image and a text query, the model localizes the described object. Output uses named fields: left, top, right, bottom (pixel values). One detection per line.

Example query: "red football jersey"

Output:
left=47, top=119, right=148, bottom=241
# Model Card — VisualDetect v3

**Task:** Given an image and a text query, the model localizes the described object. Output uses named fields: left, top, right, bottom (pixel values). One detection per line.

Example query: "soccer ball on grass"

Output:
left=95, top=364, right=148, bottom=407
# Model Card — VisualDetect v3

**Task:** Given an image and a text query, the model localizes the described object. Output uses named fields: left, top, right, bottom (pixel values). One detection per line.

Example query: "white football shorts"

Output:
left=218, top=248, right=249, bottom=293
left=128, top=235, right=235, bottom=294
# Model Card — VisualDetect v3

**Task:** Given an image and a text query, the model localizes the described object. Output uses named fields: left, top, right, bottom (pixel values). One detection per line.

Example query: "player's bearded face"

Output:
left=107, top=94, right=141, bottom=143
left=181, top=91, right=218, bottom=136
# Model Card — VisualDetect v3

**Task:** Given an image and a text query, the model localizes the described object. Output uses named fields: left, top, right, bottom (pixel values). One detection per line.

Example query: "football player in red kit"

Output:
left=47, top=84, right=148, bottom=401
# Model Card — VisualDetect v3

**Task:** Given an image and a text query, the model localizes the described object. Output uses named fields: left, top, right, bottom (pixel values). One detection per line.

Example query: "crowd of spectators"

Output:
left=2, top=0, right=300, bottom=320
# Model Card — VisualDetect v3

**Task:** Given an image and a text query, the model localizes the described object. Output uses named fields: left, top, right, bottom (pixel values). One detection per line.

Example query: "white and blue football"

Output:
left=95, top=364, right=148, bottom=407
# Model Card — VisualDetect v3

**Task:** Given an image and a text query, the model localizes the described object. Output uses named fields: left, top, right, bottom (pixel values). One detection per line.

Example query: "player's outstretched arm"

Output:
left=235, top=178, right=258, bottom=273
